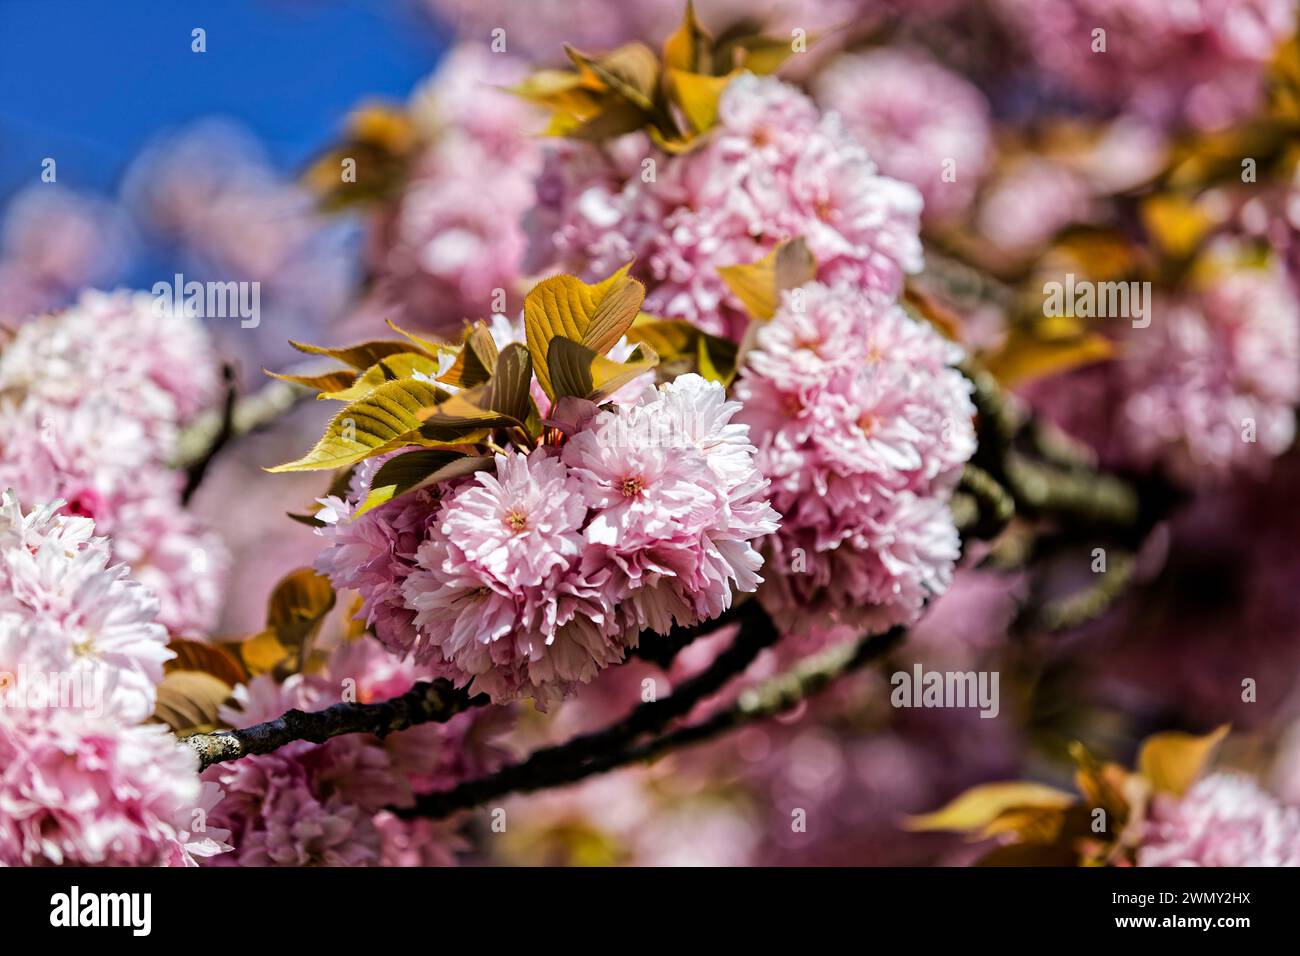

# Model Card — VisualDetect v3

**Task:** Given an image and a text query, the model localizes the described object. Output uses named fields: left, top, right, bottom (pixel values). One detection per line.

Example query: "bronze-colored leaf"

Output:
left=524, top=265, right=641, bottom=399
left=547, top=336, right=658, bottom=402
left=717, top=237, right=816, bottom=320
left=904, top=782, right=1076, bottom=834
left=489, top=343, right=535, bottom=423
left=265, top=368, right=359, bottom=393
left=165, top=639, right=248, bottom=688
left=666, top=69, right=732, bottom=134
left=153, top=671, right=233, bottom=736
left=663, top=1, right=712, bottom=74
left=1138, top=725, right=1230, bottom=797
left=266, top=568, right=336, bottom=656
left=439, top=324, right=499, bottom=389
left=318, top=352, right=442, bottom=402
left=371, top=449, right=464, bottom=497
left=289, top=338, right=427, bottom=369
left=565, top=42, right=661, bottom=112
left=240, top=629, right=293, bottom=677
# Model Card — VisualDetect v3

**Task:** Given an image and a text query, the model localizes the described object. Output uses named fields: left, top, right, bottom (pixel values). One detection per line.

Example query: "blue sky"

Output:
left=0, top=0, right=450, bottom=201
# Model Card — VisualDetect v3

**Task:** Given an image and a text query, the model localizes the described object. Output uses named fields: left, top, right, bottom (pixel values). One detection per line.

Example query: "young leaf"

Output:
left=266, top=368, right=360, bottom=394
left=371, top=449, right=464, bottom=497
left=267, top=378, right=453, bottom=473
left=717, top=237, right=816, bottom=320
left=626, top=318, right=737, bottom=384
left=663, top=1, right=711, bottom=74
left=266, top=568, right=336, bottom=647
left=414, top=386, right=522, bottom=431
left=507, top=70, right=606, bottom=118
left=524, top=265, right=642, bottom=399
left=290, top=338, right=428, bottom=369
left=984, top=327, right=1114, bottom=387
left=318, top=352, right=442, bottom=402
left=904, top=782, right=1076, bottom=834
left=165, top=639, right=249, bottom=688
left=489, top=343, right=535, bottom=423
left=666, top=69, right=733, bottom=134
left=564, top=43, right=660, bottom=112
left=239, top=629, right=293, bottom=677
left=547, top=336, right=658, bottom=403
left=1138, top=725, right=1230, bottom=797
left=384, top=319, right=452, bottom=357
left=696, top=329, right=738, bottom=385
left=581, top=274, right=647, bottom=356
left=153, top=671, right=233, bottom=735
left=439, top=324, right=499, bottom=389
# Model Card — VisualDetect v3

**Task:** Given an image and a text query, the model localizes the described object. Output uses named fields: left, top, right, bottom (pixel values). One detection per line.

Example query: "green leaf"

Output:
left=267, top=378, right=453, bottom=472
left=524, top=266, right=644, bottom=400
left=318, top=352, right=443, bottom=402
left=489, top=343, right=535, bottom=423
left=717, top=237, right=815, bottom=320
left=290, top=338, right=427, bottom=369
left=1138, top=725, right=1230, bottom=797
left=547, top=336, right=658, bottom=403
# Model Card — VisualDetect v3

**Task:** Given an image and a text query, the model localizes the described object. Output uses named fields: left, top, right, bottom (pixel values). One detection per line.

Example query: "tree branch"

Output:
left=174, top=369, right=314, bottom=473
left=398, top=601, right=781, bottom=818
left=405, top=622, right=907, bottom=819
left=186, top=678, right=486, bottom=771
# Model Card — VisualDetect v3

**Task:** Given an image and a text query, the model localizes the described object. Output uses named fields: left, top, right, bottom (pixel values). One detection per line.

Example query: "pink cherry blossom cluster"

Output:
left=1120, top=261, right=1300, bottom=486
left=0, top=186, right=134, bottom=325
left=0, top=493, right=228, bottom=866
left=812, top=47, right=994, bottom=224
left=315, top=374, right=779, bottom=707
left=734, top=281, right=976, bottom=641
left=1138, top=773, right=1300, bottom=866
left=201, top=637, right=505, bottom=866
left=0, top=289, right=229, bottom=634
left=994, top=0, right=1297, bottom=130
left=526, top=73, right=924, bottom=340
left=351, top=44, right=543, bottom=335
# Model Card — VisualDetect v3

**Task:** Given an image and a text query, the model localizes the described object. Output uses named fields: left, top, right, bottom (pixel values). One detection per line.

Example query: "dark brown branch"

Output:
left=398, top=601, right=780, bottom=818
left=186, top=678, right=486, bottom=771
left=181, top=363, right=237, bottom=505
left=406, top=623, right=906, bottom=819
